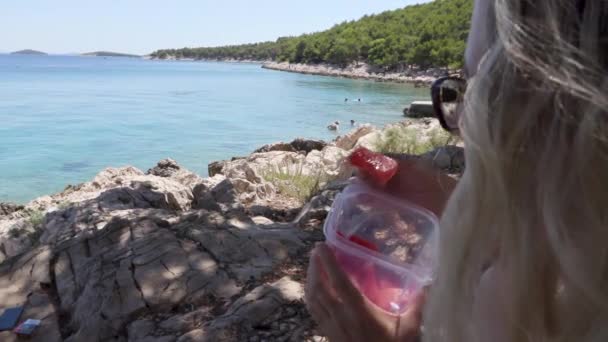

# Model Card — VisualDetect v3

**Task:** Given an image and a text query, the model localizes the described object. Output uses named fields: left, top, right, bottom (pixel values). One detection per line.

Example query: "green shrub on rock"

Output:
left=260, top=163, right=327, bottom=204
left=373, top=125, right=453, bottom=155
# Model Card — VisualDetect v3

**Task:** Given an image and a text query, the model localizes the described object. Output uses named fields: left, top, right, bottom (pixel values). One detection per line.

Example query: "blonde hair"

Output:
left=425, top=1, right=608, bottom=341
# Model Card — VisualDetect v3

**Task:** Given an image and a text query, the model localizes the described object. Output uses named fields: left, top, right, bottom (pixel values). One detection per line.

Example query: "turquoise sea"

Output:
left=0, top=54, right=429, bottom=204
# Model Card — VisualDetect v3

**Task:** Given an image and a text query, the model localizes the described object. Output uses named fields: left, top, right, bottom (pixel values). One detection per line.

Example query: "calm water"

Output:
left=0, top=54, right=429, bottom=203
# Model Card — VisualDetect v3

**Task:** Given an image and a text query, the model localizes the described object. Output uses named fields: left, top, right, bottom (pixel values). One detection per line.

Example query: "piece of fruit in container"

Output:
left=348, top=147, right=398, bottom=186
left=337, top=231, right=379, bottom=252
left=323, top=180, right=439, bottom=314
left=331, top=242, right=416, bottom=314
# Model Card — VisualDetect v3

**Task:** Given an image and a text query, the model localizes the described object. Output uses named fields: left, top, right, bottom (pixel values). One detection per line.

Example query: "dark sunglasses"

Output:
left=431, top=76, right=467, bottom=132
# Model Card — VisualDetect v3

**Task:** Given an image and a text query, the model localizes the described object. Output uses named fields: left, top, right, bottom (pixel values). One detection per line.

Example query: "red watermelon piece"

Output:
left=337, top=231, right=379, bottom=252
left=348, top=147, right=398, bottom=186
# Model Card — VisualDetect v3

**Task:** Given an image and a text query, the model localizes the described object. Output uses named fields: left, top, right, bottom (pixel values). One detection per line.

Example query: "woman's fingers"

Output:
left=405, top=289, right=427, bottom=324
left=306, top=248, right=340, bottom=321
left=396, top=289, right=427, bottom=339
left=315, top=243, right=364, bottom=304
left=306, top=244, right=420, bottom=342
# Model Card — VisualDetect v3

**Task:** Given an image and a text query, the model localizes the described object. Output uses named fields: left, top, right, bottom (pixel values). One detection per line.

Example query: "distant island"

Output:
left=11, top=49, right=47, bottom=55
left=82, top=51, right=140, bottom=58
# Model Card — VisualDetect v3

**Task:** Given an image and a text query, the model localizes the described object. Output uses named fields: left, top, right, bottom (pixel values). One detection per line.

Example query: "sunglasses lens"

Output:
left=433, top=78, right=466, bottom=131
left=439, top=79, right=465, bottom=129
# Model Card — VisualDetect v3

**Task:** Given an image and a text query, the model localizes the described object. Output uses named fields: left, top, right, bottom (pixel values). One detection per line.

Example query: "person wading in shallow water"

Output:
left=306, top=0, right=608, bottom=341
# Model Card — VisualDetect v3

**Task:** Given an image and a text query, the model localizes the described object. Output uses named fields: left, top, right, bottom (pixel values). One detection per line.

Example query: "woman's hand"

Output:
left=305, top=243, right=425, bottom=342
left=369, top=157, right=458, bottom=217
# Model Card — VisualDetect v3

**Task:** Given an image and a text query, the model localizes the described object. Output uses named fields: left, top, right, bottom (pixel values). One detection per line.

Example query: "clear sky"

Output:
left=1, top=0, right=429, bottom=55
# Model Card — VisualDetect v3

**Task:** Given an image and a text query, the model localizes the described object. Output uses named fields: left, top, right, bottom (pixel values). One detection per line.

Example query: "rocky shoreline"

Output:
left=0, top=119, right=463, bottom=342
left=262, top=62, right=450, bottom=87
left=147, top=57, right=449, bottom=86
left=146, top=56, right=267, bottom=64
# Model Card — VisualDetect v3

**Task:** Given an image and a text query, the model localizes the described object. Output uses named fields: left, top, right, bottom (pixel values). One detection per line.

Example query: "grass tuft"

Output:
left=58, top=201, right=73, bottom=210
left=26, top=209, right=45, bottom=228
left=373, top=125, right=454, bottom=155
left=260, top=162, right=326, bottom=204
left=7, top=209, right=45, bottom=244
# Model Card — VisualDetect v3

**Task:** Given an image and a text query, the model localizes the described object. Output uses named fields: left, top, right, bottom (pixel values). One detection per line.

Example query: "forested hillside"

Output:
left=151, top=0, right=473, bottom=69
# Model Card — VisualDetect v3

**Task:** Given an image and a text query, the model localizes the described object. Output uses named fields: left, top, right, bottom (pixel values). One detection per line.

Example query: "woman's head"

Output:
left=426, top=1, right=608, bottom=341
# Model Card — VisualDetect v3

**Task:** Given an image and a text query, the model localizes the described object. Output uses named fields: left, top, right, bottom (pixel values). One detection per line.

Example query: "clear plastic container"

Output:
left=323, top=179, right=439, bottom=315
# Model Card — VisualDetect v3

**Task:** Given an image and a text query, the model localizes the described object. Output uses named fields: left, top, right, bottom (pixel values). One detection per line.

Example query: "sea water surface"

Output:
left=0, top=54, right=429, bottom=203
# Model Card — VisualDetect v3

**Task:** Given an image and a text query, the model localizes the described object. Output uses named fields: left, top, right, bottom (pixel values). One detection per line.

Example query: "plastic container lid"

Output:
left=323, top=179, right=439, bottom=315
